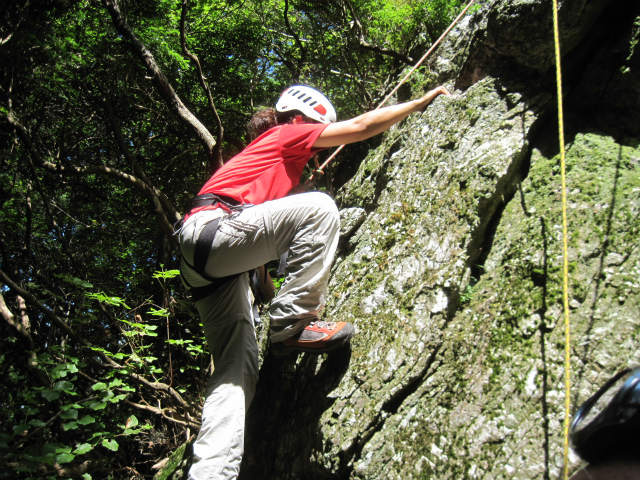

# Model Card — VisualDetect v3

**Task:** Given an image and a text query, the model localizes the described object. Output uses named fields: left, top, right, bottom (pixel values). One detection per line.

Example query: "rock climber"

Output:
left=177, top=83, right=450, bottom=479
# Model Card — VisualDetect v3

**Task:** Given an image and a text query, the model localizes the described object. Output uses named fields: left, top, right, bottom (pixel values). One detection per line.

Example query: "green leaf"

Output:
left=108, top=393, right=128, bottom=403
left=42, top=442, right=70, bottom=455
left=77, top=415, right=96, bottom=425
left=152, top=268, right=180, bottom=279
left=108, top=378, right=124, bottom=388
left=41, top=389, right=61, bottom=401
left=102, top=438, right=119, bottom=451
left=119, top=317, right=159, bottom=336
left=88, top=401, right=107, bottom=411
left=125, top=415, right=138, bottom=429
left=62, top=421, right=79, bottom=431
left=60, top=408, right=78, bottom=420
left=51, top=363, right=71, bottom=379
left=74, top=443, right=94, bottom=455
left=54, top=380, right=76, bottom=394
left=147, top=306, right=169, bottom=317
left=54, top=273, right=94, bottom=289
left=86, top=292, right=130, bottom=308
left=91, top=382, right=108, bottom=391
left=56, top=452, right=75, bottom=464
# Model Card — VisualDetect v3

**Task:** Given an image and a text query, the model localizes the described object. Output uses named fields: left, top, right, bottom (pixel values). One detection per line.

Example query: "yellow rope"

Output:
left=551, top=1, right=572, bottom=479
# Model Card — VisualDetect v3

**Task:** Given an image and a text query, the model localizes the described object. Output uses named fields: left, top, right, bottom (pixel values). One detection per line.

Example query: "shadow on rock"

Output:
left=240, top=345, right=352, bottom=480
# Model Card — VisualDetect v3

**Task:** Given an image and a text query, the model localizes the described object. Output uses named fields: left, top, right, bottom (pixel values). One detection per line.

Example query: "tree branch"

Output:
left=95, top=353, right=191, bottom=409
left=102, top=101, right=181, bottom=228
left=0, top=268, right=190, bottom=409
left=4, top=109, right=179, bottom=240
left=0, top=292, right=50, bottom=386
left=102, top=0, right=217, bottom=159
left=0, top=268, right=77, bottom=339
left=271, top=42, right=301, bottom=80
left=342, top=0, right=413, bottom=65
left=23, top=180, right=33, bottom=254
left=125, top=399, right=200, bottom=429
left=180, top=0, right=224, bottom=171
left=0, top=292, right=34, bottom=348
left=77, top=164, right=176, bottom=237
left=283, top=0, right=306, bottom=79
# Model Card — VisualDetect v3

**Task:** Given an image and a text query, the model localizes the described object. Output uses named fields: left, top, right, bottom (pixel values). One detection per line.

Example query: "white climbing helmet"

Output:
left=275, top=85, right=337, bottom=124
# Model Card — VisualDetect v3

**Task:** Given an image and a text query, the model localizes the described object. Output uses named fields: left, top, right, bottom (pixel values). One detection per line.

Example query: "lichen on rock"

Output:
left=241, top=2, right=640, bottom=479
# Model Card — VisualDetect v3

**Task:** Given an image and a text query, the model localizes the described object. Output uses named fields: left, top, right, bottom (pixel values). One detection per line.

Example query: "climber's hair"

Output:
left=247, top=107, right=299, bottom=141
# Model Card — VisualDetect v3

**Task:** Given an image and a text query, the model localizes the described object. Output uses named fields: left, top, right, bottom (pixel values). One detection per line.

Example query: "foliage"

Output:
left=0, top=0, right=468, bottom=475
left=0, top=268, right=208, bottom=478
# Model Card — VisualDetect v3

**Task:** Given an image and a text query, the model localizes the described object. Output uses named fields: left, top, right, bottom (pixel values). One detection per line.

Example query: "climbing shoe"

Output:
left=272, top=321, right=354, bottom=355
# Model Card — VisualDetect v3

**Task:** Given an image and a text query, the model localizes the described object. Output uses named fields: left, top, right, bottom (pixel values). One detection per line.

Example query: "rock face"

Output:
left=240, top=1, right=640, bottom=479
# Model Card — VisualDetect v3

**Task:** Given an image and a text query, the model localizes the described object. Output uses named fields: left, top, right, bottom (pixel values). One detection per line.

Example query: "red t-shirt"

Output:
left=191, top=123, right=327, bottom=215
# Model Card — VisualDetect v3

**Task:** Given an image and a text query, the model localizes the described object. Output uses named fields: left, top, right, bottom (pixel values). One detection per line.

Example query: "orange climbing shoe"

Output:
left=272, top=321, right=354, bottom=355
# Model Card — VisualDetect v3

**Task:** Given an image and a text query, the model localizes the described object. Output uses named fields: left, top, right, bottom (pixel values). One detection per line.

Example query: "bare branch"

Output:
left=1, top=33, right=14, bottom=45
left=125, top=399, right=200, bottom=429
left=102, top=0, right=216, bottom=158
left=180, top=0, right=224, bottom=171
left=0, top=268, right=77, bottom=339
left=79, top=164, right=176, bottom=237
left=4, top=109, right=44, bottom=165
left=0, top=292, right=33, bottom=348
left=100, top=353, right=190, bottom=408
left=23, top=180, right=33, bottom=254
left=0, top=292, right=50, bottom=386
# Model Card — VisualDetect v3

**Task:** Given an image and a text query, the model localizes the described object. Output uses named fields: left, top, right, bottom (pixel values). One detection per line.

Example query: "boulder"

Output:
left=241, top=1, right=640, bottom=478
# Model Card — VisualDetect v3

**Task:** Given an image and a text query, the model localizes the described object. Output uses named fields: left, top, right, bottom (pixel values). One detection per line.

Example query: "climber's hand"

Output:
left=416, top=86, right=451, bottom=112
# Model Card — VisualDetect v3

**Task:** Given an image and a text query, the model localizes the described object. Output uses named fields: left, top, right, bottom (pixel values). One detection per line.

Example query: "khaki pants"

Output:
left=178, top=192, right=340, bottom=480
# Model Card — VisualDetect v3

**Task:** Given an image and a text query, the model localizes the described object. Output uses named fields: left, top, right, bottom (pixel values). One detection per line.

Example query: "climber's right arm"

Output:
left=313, top=86, right=450, bottom=148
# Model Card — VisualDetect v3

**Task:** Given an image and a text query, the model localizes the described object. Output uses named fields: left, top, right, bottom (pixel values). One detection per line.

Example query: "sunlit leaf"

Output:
left=102, top=438, right=119, bottom=451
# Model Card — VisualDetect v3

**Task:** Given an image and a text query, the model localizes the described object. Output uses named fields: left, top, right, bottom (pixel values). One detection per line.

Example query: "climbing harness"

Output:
left=570, top=366, right=640, bottom=465
left=178, top=194, right=277, bottom=308
left=308, top=0, right=477, bottom=182
left=183, top=194, right=245, bottom=275
left=178, top=206, right=238, bottom=302
left=178, top=194, right=243, bottom=302
left=551, top=0, right=572, bottom=478
left=189, top=192, right=243, bottom=211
